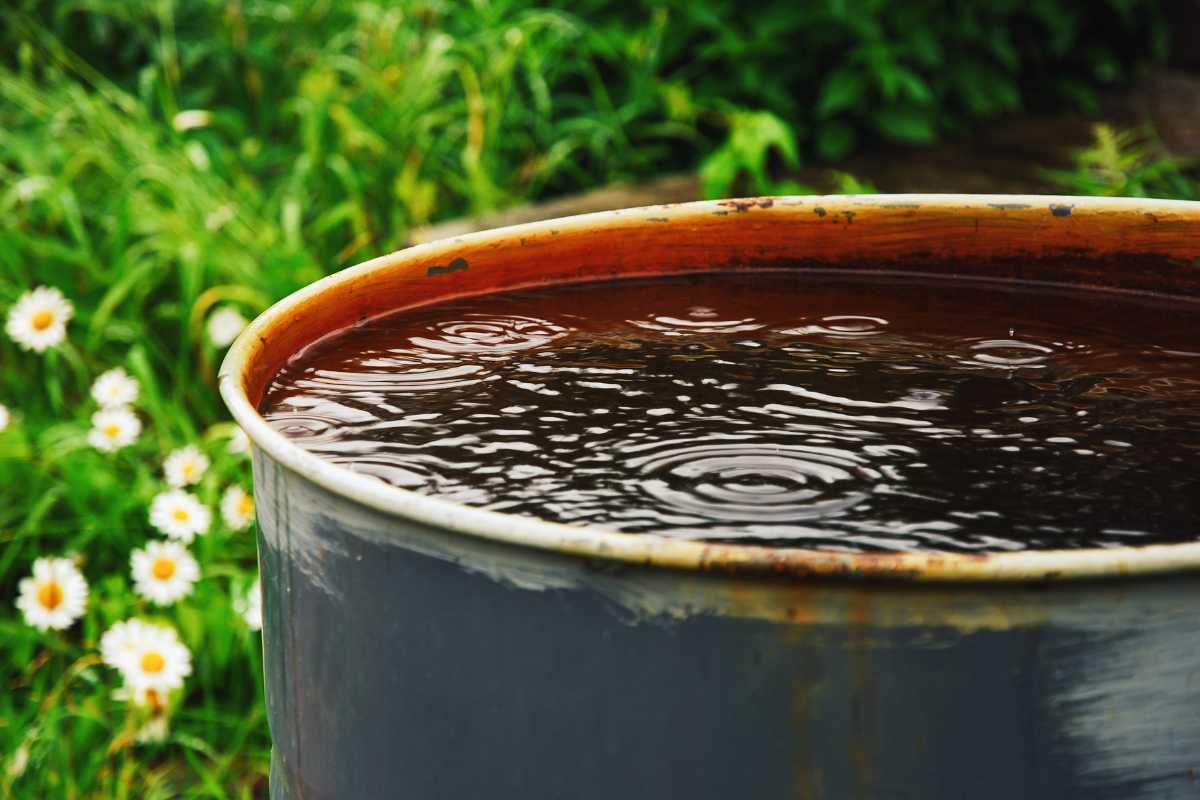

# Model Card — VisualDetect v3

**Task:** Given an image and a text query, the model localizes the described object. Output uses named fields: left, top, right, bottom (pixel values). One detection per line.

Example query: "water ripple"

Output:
left=958, top=337, right=1056, bottom=368
left=409, top=314, right=570, bottom=354
left=629, top=305, right=764, bottom=336
left=624, top=439, right=877, bottom=524
left=779, top=315, right=890, bottom=337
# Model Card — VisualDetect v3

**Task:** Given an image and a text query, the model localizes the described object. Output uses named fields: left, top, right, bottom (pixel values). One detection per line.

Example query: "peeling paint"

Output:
left=1050, top=203, right=1074, bottom=217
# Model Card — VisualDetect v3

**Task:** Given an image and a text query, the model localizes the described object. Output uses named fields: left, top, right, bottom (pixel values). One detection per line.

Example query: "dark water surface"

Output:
left=262, top=272, right=1200, bottom=552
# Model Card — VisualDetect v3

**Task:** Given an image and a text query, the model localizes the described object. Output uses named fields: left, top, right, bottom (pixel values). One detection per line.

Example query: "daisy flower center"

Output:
left=31, top=309, right=55, bottom=331
left=141, top=652, right=166, bottom=673
left=151, top=558, right=177, bottom=580
left=104, top=424, right=121, bottom=438
left=182, top=463, right=196, bottom=480
left=37, top=580, right=64, bottom=610
left=172, top=508, right=190, bottom=522
left=239, top=495, right=254, bottom=516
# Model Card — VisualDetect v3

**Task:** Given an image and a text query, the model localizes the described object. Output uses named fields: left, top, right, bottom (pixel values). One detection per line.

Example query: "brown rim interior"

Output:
left=240, top=195, right=1199, bottom=407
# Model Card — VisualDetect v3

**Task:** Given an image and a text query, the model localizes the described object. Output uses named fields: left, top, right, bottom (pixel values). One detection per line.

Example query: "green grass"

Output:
left=0, top=0, right=1195, bottom=796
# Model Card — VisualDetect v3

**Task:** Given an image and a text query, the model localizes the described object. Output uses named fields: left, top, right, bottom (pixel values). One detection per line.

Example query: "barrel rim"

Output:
left=219, top=194, right=1200, bottom=582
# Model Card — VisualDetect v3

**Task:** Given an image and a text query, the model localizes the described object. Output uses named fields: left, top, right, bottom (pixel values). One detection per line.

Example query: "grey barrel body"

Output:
left=257, top=454, right=1200, bottom=800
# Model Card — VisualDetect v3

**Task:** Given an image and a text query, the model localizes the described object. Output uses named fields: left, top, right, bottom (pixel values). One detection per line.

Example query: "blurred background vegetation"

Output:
left=1, top=0, right=1197, bottom=796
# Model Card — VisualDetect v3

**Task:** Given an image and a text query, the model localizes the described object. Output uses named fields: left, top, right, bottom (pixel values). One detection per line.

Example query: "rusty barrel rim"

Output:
left=219, top=194, right=1200, bottom=582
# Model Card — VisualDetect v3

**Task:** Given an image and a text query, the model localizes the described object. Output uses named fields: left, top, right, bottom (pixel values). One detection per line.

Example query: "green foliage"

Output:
left=700, top=109, right=799, bottom=197
left=1, top=0, right=1173, bottom=225
left=825, top=171, right=879, bottom=195
left=576, top=0, right=1167, bottom=167
left=1046, top=124, right=1199, bottom=200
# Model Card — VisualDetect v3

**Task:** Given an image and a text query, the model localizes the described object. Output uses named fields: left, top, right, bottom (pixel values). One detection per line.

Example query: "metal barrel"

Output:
left=221, top=196, right=1200, bottom=799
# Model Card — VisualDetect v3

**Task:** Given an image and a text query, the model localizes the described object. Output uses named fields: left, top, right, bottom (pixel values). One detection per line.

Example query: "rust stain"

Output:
left=719, top=197, right=775, bottom=213
left=793, top=677, right=824, bottom=799
left=989, top=203, right=1032, bottom=210
left=847, top=591, right=874, bottom=800
left=426, top=257, right=468, bottom=277
left=814, top=207, right=826, bottom=218
left=784, top=579, right=822, bottom=799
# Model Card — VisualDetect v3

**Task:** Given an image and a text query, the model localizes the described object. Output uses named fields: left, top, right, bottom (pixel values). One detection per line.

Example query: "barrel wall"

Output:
left=255, top=451, right=1200, bottom=800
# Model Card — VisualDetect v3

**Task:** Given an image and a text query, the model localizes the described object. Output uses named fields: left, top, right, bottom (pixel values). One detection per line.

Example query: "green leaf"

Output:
left=815, top=119, right=857, bottom=162
left=701, top=110, right=800, bottom=197
left=699, top=146, right=741, bottom=199
left=874, top=106, right=937, bottom=144
left=953, top=62, right=1021, bottom=118
left=816, top=68, right=867, bottom=118
left=890, top=66, right=933, bottom=104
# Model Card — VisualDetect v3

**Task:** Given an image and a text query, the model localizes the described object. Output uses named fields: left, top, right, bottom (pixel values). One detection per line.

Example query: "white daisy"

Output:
left=221, top=485, right=255, bottom=531
left=237, top=578, right=262, bottom=631
left=0, top=403, right=9, bottom=432
left=205, top=204, right=236, bottom=232
left=148, top=490, right=211, bottom=543
left=227, top=426, right=250, bottom=455
left=131, top=541, right=200, bottom=606
left=87, top=407, right=141, bottom=452
left=171, top=109, right=212, bottom=132
left=7, top=742, right=29, bottom=779
left=163, top=445, right=209, bottom=488
left=15, top=175, right=51, bottom=202
left=207, top=306, right=248, bottom=348
left=15, top=556, right=88, bottom=631
left=108, top=621, right=192, bottom=693
left=91, top=367, right=139, bottom=408
left=5, top=286, right=74, bottom=353
left=134, top=714, right=170, bottom=743
left=112, top=685, right=172, bottom=738
left=100, top=618, right=158, bottom=670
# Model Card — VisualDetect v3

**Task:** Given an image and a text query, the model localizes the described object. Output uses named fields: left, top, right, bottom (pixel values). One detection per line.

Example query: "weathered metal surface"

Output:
left=220, top=195, right=1200, bottom=799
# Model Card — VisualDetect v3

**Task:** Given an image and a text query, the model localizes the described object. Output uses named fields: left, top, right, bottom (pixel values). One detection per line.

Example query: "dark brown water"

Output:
left=262, top=272, right=1200, bottom=552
